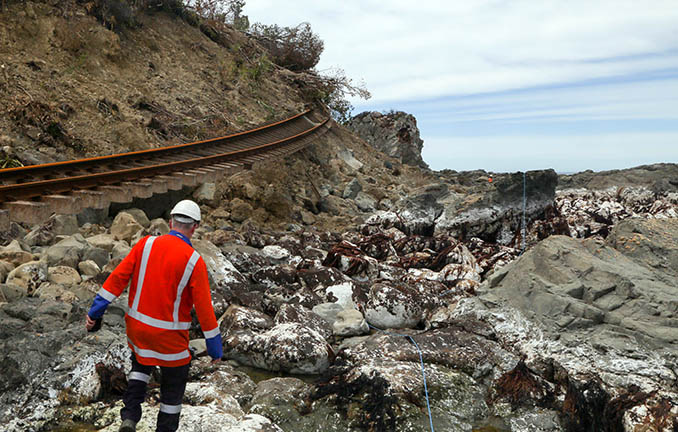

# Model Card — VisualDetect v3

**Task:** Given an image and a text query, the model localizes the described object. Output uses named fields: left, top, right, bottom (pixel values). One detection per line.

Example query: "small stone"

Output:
left=342, top=178, right=362, bottom=199
left=48, top=266, right=82, bottom=285
left=333, top=308, right=369, bottom=337
left=262, top=245, right=290, bottom=261
left=78, top=260, right=101, bottom=277
left=148, top=218, right=170, bottom=236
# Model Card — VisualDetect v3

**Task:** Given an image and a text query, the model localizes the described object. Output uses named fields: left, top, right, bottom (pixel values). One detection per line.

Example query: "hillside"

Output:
left=0, top=0, right=435, bottom=233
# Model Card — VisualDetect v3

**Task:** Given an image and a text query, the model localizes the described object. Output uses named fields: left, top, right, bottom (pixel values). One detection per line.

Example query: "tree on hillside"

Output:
left=184, top=0, right=249, bottom=29
left=249, top=22, right=323, bottom=72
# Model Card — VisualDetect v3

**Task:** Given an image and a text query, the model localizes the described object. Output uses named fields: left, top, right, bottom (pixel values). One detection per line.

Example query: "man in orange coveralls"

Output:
left=85, top=200, right=222, bottom=432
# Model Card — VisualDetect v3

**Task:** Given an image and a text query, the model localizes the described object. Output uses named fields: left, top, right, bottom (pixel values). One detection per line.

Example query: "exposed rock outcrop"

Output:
left=347, top=111, right=429, bottom=169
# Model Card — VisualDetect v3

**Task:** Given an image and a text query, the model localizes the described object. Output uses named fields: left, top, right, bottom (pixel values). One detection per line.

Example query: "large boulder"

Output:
left=24, top=214, right=79, bottom=247
left=606, top=217, right=678, bottom=281
left=0, top=260, right=16, bottom=284
left=219, top=304, right=274, bottom=336
left=86, top=234, right=117, bottom=252
left=247, top=377, right=312, bottom=428
left=435, top=169, right=559, bottom=243
left=363, top=282, right=431, bottom=329
left=47, top=266, right=82, bottom=285
left=192, top=239, right=248, bottom=289
left=347, top=111, right=429, bottom=168
left=482, top=231, right=678, bottom=348
left=0, top=240, right=34, bottom=267
left=274, top=303, right=333, bottom=341
left=223, top=322, right=332, bottom=374
left=43, top=234, right=90, bottom=268
left=5, top=260, right=48, bottom=296
left=110, top=212, right=144, bottom=242
left=332, top=308, right=369, bottom=337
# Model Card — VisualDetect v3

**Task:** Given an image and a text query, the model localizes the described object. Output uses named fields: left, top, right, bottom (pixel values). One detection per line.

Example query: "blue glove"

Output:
left=205, top=333, right=223, bottom=360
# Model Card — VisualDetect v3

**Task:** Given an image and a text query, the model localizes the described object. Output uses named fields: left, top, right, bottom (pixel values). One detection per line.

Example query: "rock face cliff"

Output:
left=346, top=111, right=429, bottom=169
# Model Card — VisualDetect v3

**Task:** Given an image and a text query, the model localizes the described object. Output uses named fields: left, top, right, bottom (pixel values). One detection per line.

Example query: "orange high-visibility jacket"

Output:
left=99, top=234, right=219, bottom=367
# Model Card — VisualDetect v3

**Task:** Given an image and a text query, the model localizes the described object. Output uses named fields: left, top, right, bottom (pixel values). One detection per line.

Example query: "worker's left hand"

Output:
left=85, top=314, right=102, bottom=332
left=210, top=357, right=221, bottom=364
left=85, top=314, right=96, bottom=330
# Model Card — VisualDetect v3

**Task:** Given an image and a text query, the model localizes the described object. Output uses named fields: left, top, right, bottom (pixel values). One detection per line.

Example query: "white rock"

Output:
left=261, top=245, right=290, bottom=261
left=325, top=281, right=356, bottom=309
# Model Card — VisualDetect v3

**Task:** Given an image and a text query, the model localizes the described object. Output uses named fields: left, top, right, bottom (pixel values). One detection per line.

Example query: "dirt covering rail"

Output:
left=0, top=109, right=331, bottom=227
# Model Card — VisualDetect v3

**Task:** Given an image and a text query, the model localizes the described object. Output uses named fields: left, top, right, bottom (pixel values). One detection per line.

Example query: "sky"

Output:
left=243, top=1, right=678, bottom=173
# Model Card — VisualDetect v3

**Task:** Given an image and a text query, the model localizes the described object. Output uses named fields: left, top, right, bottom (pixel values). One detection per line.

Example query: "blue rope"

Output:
left=521, top=171, right=527, bottom=254
left=368, top=324, right=435, bottom=432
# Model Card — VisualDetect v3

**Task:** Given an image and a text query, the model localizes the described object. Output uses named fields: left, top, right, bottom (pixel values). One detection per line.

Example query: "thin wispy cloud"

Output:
left=244, top=1, right=678, bottom=172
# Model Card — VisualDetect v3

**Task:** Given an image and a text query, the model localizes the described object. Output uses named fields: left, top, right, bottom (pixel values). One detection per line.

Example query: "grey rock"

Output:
left=354, top=191, right=377, bottom=212
left=86, top=234, right=117, bottom=252
left=27, top=214, right=79, bottom=246
left=274, top=303, right=333, bottom=341
left=220, top=304, right=274, bottom=336
left=364, top=282, right=431, bottom=329
left=122, top=208, right=151, bottom=228
left=43, top=234, right=90, bottom=268
left=83, top=246, right=110, bottom=269
left=111, top=242, right=131, bottom=262
left=248, top=377, right=312, bottom=426
left=482, top=233, right=678, bottom=348
left=336, top=148, right=364, bottom=171
left=193, top=182, right=217, bottom=204
left=0, top=240, right=33, bottom=266
left=342, top=178, right=362, bottom=199
left=0, top=283, right=24, bottom=303
left=347, top=111, right=429, bottom=168
left=110, top=212, right=144, bottom=242
left=47, top=265, right=82, bottom=285
left=78, top=260, right=101, bottom=277
left=148, top=218, right=170, bottom=236
left=0, top=260, right=15, bottom=284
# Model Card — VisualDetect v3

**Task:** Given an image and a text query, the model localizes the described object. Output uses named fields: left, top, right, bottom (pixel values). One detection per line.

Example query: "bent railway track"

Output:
left=0, top=109, right=332, bottom=228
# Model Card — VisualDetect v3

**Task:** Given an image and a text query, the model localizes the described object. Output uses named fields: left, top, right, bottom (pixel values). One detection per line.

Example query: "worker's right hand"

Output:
left=210, top=357, right=221, bottom=364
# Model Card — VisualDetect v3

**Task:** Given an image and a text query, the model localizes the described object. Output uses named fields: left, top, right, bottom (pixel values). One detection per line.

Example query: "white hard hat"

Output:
left=170, top=200, right=201, bottom=223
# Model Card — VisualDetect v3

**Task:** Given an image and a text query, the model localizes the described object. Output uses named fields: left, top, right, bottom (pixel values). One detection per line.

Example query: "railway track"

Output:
left=0, top=109, right=332, bottom=228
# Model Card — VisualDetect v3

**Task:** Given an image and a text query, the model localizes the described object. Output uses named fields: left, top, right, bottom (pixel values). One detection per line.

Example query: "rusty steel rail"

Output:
left=0, top=109, right=315, bottom=186
left=0, top=109, right=332, bottom=226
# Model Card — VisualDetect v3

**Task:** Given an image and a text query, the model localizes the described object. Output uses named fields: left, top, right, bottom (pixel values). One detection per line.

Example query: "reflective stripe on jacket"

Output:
left=101, top=234, right=220, bottom=367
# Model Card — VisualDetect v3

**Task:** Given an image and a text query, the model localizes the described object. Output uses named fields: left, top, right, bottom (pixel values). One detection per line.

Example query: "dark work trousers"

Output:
left=121, top=353, right=190, bottom=432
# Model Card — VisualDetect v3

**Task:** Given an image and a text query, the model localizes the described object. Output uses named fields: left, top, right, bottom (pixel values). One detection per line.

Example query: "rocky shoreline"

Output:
left=0, top=168, right=677, bottom=432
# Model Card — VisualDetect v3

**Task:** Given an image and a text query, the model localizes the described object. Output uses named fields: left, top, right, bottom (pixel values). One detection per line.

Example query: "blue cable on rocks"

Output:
left=521, top=171, right=527, bottom=254
left=368, top=323, right=435, bottom=432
